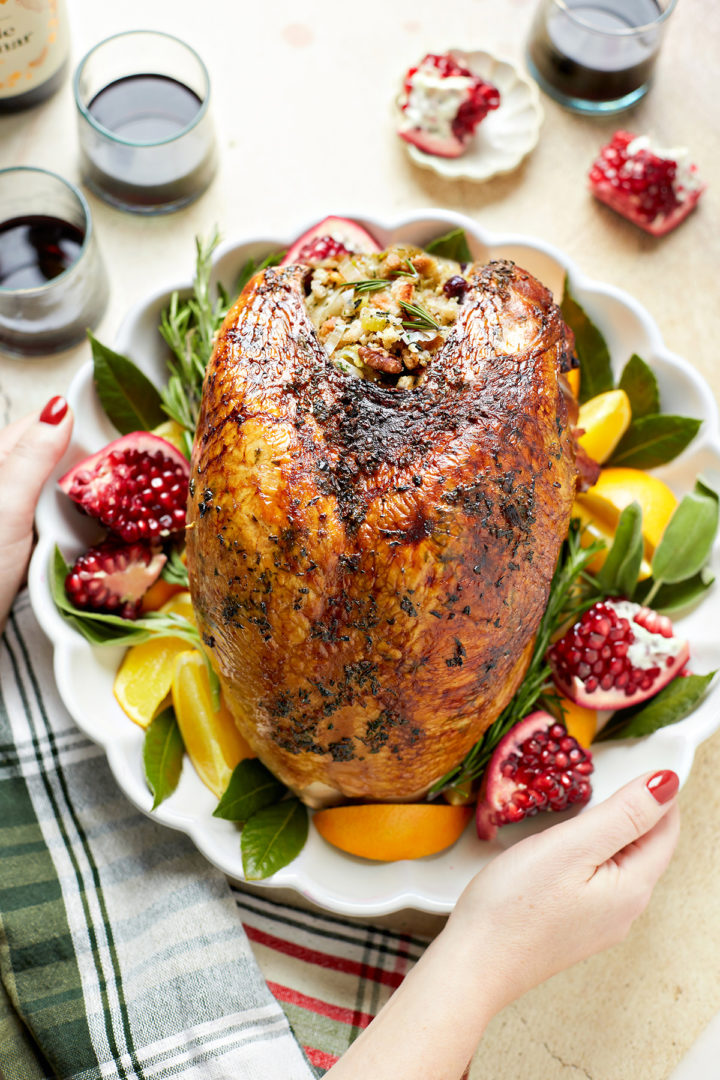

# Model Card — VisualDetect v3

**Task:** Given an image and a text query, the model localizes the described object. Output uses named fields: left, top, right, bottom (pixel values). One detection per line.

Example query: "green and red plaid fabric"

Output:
left=0, top=595, right=425, bottom=1079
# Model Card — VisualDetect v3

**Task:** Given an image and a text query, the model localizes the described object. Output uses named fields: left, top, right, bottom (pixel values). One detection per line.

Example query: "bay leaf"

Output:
left=560, top=278, right=614, bottom=404
left=213, top=758, right=285, bottom=822
left=610, top=414, right=701, bottom=469
left=424, top=228, right=473, bottom=264
left=241, top=799, right=309, bottom=880
left=597, top=502, right=643, bottom=598
left=89, top=332, right=165, bottom=434
left=618, top=353, right=660, bottom=419
left=143, top=706, right=185, bottom=809
left=651, top=482, right=718, bottom=585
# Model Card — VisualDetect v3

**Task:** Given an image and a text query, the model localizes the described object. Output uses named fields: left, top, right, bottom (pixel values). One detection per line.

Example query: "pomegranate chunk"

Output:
left=589, top=131, right=706, bottom=236
left=397, top=53, right=500, bottom=158
left=476, top=711, right=593, bottom=841
left=65, top=540, right=166, bottom=620
left=548, top=599, right=689, bottom=710
left=58, top=432, right=190, bottom=543
left=281, top=216, right=382, bottom=267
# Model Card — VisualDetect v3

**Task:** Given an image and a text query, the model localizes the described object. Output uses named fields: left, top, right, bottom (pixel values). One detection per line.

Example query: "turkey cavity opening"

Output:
left=304, top=244, right=468, bottom=388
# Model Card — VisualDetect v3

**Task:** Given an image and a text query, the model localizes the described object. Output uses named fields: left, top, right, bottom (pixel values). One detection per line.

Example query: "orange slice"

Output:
left=171, top=651, right=254, bottom=798
left=577, top=467, right=677, bottom=553
left=577, top=389, right=631, bottom=464
left=313, top=803, right=473, bottom=861
left=566, top=368, right=580, bottom=399
left=152, top=419, right=188, bottom=454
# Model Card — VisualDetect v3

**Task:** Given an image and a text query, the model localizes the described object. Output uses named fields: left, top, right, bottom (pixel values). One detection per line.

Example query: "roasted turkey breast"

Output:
left=186, top=257, right=578, bottom=806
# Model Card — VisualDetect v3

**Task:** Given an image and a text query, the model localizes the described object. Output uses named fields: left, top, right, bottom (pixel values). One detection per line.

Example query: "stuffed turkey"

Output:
left=186, top=239, right=580, bottom=807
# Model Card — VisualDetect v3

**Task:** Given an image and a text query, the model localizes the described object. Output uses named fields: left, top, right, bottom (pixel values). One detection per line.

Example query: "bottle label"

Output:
left=0, top=0, right=68, bottom=100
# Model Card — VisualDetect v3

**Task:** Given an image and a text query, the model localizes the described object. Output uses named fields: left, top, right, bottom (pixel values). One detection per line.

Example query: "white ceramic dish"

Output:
left=30, top=209, right=720, bottom=917
left=397, top=50, right=543, bottom=182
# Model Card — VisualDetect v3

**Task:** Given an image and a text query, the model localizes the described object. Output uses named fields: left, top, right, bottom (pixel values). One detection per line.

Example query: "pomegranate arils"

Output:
left=548, top=598, right=690, bottom=710
left=398, top=52, right=499, bottom=159
left=58, top=432, right=190, bottom=543
left=476, top=711, right=593, bottom=840
left=65, top=540, right=166, bottom=620
left=295, top=236, right=353, bottom=264
left=588, top=131, right=706, bottom=236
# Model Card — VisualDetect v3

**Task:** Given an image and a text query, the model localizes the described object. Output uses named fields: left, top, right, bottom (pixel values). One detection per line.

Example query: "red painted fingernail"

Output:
left=39, top=396, right=68, bottom=425
left=647, top=770, right=679, bottom=804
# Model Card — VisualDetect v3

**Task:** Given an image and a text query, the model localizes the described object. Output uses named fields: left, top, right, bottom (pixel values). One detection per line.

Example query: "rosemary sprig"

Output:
left=429, top=521, right=605, bottom=797
left=340, top=278, right=389, bottom=293
left=158, top=231, right=231, bottom=458
left=400, top=300, right=440, bottom=332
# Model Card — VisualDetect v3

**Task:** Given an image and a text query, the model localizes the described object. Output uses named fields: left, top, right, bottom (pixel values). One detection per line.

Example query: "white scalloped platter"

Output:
left=29, top=209, right=720, bottom=917
left=397, top=51, right=543, bottom=182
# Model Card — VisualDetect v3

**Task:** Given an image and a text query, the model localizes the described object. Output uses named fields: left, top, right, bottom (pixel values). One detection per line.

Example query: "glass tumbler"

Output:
left=526, top=0, right=678, bottom=114
left=73, top=30, right=217, bottom=214
left=0, top=167, right=109, bottom=358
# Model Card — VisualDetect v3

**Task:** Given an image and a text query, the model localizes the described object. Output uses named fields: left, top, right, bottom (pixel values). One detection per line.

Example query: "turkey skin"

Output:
left=186, top=257, right=578, bottom=806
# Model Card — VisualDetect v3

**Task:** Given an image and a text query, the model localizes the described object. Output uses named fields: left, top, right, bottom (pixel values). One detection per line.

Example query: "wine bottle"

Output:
left=0, top=0, right=70, bottom=114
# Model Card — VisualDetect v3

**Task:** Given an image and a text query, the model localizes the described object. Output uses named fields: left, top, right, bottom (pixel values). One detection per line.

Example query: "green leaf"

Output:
left=597, top=502, right=644, bottom=597
left=618, top=354, right=660, bottom=419
left=609, top=414, right=701, bottom=469
left=52, top=546, right=204, bottom=648
left=424, top=228, right=473, bottom=263
left=598, top=672, right=716, bottom=741
left=651, top=481, right=719, bottom=586
left=634, top=570, right=715, bottom=614
left=143, top=706, right=185, bottom=809
left=560, top=278, right=614, bottom=404
left=236, top=250, right=285, bottom=294
left=213, top=759, right=286, bottom=822
left=241, top=799, right=308, bottom=880
left=89, top=332, right=165, bottom=434
left=162, top=547, right=189, bottom=588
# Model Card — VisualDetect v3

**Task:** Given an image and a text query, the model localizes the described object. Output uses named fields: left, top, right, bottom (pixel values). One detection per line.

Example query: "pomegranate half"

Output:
left=548, top=599, right=689, bottom=710
left=476, top=710, right=593, bottom=841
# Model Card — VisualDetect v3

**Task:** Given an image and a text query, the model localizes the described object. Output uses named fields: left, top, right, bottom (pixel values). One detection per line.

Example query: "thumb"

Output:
left=560, top=769, right=680, bottom=866
left=0, top=397, right=73, bottom=549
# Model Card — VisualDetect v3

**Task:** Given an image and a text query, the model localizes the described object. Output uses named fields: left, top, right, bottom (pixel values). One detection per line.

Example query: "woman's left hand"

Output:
left=0, top=396, right=73, bottom=632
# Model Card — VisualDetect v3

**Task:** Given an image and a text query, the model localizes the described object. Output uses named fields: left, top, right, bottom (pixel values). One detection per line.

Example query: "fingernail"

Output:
left=647, top=770, right=679, bottom=804
left=39, top=396, right=68, bottom=426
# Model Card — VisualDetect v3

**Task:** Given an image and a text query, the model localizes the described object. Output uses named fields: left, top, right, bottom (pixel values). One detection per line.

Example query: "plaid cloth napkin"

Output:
left=0, top=594, right=425, bottom=1079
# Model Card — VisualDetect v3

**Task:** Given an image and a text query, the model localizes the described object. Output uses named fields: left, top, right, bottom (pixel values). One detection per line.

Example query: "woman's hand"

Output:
left=327, top=769, right=680, bottom=1080
left=446, top=768, right=680, bottom=1012
left=0, top=396, right=73, bottom=632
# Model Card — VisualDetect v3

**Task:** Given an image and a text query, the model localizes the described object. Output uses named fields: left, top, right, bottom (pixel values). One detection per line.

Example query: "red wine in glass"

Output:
left=87, top=74, right=202, bottom=141
left=0, top=216, right=84, bottom=289
left=527, top=0, right=668, bottom=112
left=78, top=71, right=215, bottom=212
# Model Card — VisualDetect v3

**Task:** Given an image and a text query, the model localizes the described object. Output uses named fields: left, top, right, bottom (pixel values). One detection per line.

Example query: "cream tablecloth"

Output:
left=2, top=1, right=719, bottom=1076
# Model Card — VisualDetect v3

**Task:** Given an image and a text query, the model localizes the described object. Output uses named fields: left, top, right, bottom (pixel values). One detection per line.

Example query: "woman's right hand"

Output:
left=327, top=769, right=680, bottom=1080
left=445, top=768, right=680, bottom=1013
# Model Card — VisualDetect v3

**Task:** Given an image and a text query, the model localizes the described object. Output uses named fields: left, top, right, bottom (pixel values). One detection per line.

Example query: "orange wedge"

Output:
left=115, top=637, right=193, bottom=728
left=577, top=467, right=677, bottom=554
left=313, top=803, right=473, bottom=861
left=140, top=578, right=186, bottom=613
left=171, top=650, right=254, bottom=798
left=566, top=368, right=580, bottom=399
left=561, top=698, right=597, bottom=748
left=152, top=419, right=187, bottom=454
left=577, top=389, right=631, bottom=464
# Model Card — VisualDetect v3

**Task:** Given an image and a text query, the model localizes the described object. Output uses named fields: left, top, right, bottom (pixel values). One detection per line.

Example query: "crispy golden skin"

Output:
left=186, top=260, right=578, bottom=806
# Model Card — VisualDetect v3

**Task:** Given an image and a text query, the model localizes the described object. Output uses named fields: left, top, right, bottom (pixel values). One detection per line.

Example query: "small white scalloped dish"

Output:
left=29, top=209, right=720, bottom=917
left=397, top=51, right=543, bottom=182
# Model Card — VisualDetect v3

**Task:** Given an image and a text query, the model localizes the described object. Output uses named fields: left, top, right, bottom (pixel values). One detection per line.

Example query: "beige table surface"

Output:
left=2, top=1, right=719, bottom=1078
